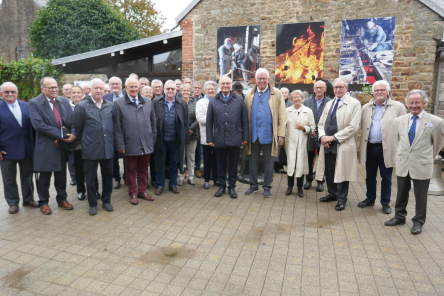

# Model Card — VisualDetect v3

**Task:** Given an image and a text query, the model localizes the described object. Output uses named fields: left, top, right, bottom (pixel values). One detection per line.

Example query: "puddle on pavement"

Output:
left=139, top=247, right=196, bottom=265
left=249, top=224, right=291, bottom=237
left=0, top=266, right=35, bottom=291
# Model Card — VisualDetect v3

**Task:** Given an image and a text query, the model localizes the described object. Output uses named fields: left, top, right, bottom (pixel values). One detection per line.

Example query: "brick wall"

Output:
left=180, top=19, right=194, bottom=81
left=179, top=0, right=443, bottom=108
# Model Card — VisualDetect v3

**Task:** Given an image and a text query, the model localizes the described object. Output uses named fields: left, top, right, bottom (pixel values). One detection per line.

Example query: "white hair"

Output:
left=164, top=80, right=175, bottom=88
left=405, top=89, right=428, bottom=105
left=290, top=90, right=304, bottom=99
left=81, top=84, right=91, bottom=90
left=280, top=87, right=289, bottom=93
left=125, top=77, right=139, bottom=87
left=175, top=79, right=182, bottom=83
left=109, top=76, right=122, bottom=85
left=372, top=80, right=391, bottom=93
left=204, top=81, right=217, bottom=90
left=142, top=86, right=152, bottom=91
left=151, top=79, right=163, bottom=87
left=91, top=78, right=105, bottom=88
left=255, top=68, right=269, bottom=79
left=333, top=77, right=348, bottom=87
left=0, top=82, right=18, bottom=92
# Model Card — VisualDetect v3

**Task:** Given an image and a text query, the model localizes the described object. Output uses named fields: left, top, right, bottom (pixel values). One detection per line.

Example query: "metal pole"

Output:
left=433, top=48, right=444, bottom=116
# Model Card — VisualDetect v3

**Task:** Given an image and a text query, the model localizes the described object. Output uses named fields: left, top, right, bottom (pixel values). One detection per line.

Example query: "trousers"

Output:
left=0, top=155, right=34, bottom=206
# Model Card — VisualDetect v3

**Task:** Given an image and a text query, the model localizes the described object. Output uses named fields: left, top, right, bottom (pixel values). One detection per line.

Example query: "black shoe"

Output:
left=102, top=203, right=114, bottom=212
left=382, top=204, right=392, bottom=214
left=320, top=195, right=337, bottom=202
left=335, top=200, right=346, bottom=211
left=358, top=199, right=375, bottom=208
left=297, top=187, right=304, bottom=198
left=411, top=222, right=422, bottom=234
left=70, top=180, right=76, bottom=186
left=228, top=188, right=237, bottom=199
left=96, top=192, right=101, bottom=200
left=215, top=187, right=226, bottom=197
left=384, top=218, right=406, bottom=226
left=316, top=183, right=324, bottom=192
left=303, top=181, right=312, bottom=190
left=89, top=206, right=97, bottom=216
left=151, top=180, right=158, bottom=189
left=78, top=192, right=85, bottom=201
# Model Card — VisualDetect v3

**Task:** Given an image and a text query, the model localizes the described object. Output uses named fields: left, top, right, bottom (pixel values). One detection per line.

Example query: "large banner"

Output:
left=275, top=22, right=324, bottom=84
left=339, top=17, right=396, bottom=85
left=216, top=25, right=261, bottom=85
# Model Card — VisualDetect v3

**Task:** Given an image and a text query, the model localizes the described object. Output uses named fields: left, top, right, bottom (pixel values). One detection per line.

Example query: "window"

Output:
left=153, top=49, right=182, bottom=72
left=116, top=57, right=148, bottom=73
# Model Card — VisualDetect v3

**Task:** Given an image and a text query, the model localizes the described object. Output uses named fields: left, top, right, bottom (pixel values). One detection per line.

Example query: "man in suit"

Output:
left=359, top=80, right=406, bottom=214
left=29, top=77, right=76, bottom=215
left=385, top=89, right=444, bottom=234
left=104, top=76, right=125, bottom=189
left=316, top=77, right=362, bottom=211
left=62, top=83, right=76, bottom=186
left=303, top=80, right=331, bottom=192
left=0, top=82, right=39, bottom=214
left=149, top=79, right=164, bottom=188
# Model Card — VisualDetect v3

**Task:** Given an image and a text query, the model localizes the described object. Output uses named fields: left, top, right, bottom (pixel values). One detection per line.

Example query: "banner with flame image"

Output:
left=275, top=22, right=324, bottom=84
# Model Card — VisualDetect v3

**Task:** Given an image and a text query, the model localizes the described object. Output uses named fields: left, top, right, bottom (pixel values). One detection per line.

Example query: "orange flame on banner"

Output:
left=276, top=24, right=324, bottom=84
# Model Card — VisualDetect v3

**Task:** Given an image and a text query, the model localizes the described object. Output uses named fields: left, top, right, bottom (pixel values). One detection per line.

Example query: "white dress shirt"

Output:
left=94, top=98, right=104, bottom=109
left=128, top=94, right=138, bottom=106
left=46, top=96, right=54, bottom=110
left=6, top=100, right=22, bottom=127
left=408, top=109, right=424, bottom=134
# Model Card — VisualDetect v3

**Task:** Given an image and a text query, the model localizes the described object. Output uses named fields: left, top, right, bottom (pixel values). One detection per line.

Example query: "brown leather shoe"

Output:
left=155, top=187, right=164, bottom=195
left=138, top=192, right=154, bottom=201
left=40, top=204, right=52, bottom=215
left=169, top=186, right=180, bottom=194
left=23, top=201, right=39, bottom=208
left=285, top=187, right=293, bottom=195
left=113, top=180, right=121, bottom=189
left=184, top=170, right=188, bottom=179
left=195, top=169, right=202, bottom=178
left=9, top=205, right=18, bottom=214
left=58, top=200, right=73, bottom=210
left=130, top=195, right=138, bottom=205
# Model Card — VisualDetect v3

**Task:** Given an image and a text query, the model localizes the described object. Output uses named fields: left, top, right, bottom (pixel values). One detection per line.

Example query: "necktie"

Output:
left=133, top=98, right=138, bottom=106
left=49, top=100, right=62, bottom=129
left=331, top=99, right=340, bottom=117
left=11, top=104, right=22, bottom=127
left=409, top=115, right=418, bottom=146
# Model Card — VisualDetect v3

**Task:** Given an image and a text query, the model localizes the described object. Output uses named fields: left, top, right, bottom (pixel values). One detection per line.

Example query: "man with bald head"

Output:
left=81, top=84, right=91, bottom=98
left=29, top=77, right=76, bottom=215
left=62, top=84, right=73, bottom=102
left=74, top=78, right=115, bottom=215
left=0, top=82, right=39, bottom=214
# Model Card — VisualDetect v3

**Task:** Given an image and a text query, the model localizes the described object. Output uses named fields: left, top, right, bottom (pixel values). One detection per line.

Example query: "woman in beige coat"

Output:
left=285, top=90, right=316, bottom=197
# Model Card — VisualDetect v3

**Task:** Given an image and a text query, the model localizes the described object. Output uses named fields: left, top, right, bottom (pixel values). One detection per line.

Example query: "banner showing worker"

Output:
left=339, top=17, right=396, bottom=85
left=216, top=25, right=261, bottom=86
left=275, top=22, right=325, bottom=84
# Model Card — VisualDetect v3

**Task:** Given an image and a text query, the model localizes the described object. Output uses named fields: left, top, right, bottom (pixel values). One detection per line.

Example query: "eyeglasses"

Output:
left=43, top=87, right=58, bottom=90
left=373, top=89, right=387, bottom=93
left=3, top=91, right=17, bottom=94
left=165, top=88, right=175, bottom=91
left=333, top=86, right=346, bottom=90
left=256, top=78, right=268, bottom=81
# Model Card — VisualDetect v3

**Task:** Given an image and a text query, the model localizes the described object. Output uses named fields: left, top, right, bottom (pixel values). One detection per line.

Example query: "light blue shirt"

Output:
left=6, top=100, right=22, bottom=127
left=368, top=100, right=387, bottom=143
left=315, top=97, right=324, bottom=110
left=164, top=97, right=176, bottom=110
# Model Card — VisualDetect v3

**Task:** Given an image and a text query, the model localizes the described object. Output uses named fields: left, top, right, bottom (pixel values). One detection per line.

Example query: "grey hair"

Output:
left=129, top=73, right=138, bottom=79
left=255, top=68, right=269, bottom=79
left=109, top=76, right=122, bottom=85
left=151, top=79, right=163, bottom=87
left=174, top=79, right=182, bottom=83
left=290, top=90, right=305, bottom=100
left=333, top=77, right=348, bottom=87
left=193, top=81, right=202, bottom=87
left=81, top=83, right=91, bottom=90
left=63, top=84, right=72, bottom=88
left=139, top=77, right=149, bottom=83
left=204, top=80, right=217, bottom=90
left=125, top=77, right=139, bottom=87
left=0, top=82, right=18, bottom=92
left=164, top=80, right=175, bottom=87
left=372, top=80, right=391, bottom=93
left=142, top=86, right=152, bottom=91
left=90, top=78, right=105, bottom=88
left=405, top=89, right=429, bottom=105
left=280, top=87, right=289, bottom=93
left=314, top=80, right=327, bottom=88
left=180, top=83, right=192, bottom=91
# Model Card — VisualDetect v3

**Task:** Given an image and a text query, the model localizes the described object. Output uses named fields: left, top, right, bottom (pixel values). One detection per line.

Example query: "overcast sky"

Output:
left=152, top=0, right=195, bottom=31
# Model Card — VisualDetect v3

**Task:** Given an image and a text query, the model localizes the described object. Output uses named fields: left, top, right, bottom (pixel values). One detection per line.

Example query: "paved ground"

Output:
left=0, top=161, right=444, bottom=296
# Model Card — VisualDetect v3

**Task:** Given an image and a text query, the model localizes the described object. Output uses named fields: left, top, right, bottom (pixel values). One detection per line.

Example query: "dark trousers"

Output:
left=395, top=174, right=430, bottom=225
left=306, top=149, right=324, bottom=184
left=203, top=144, right=218, bottom=183
left=73, top=150, right=86, bottom=194
left=149, top=151, right=156, bottom=184
left=287, top=175, right=304, bottom=188
left=215, top=146, right=240, bottom=189
left=125, top=154, right=150, bottom=196
left=37, top=159, right=68, bottom=206
left=250, top=140, right=274, bottom=189
left=195, top=140, right=202, bottom=170
left=324, top=152, right=349, bottom=202
left=365, top=143, right=392, bottom=205
left=84, top=159, right=113, bottom=207
left=0, top=155, right=34, bottom=206
left=68, top=161, right=76, bottom=182
left=113, top=150, right=126, bottom=182
left=156, top=141, right=180, bottom=188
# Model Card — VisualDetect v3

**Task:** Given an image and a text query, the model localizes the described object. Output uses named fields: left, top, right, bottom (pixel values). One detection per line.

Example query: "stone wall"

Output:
left=180, top=0, right=443, bottom=108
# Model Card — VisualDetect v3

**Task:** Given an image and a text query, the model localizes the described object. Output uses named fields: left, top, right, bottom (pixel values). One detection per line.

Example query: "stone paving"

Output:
left=0, top=161, right=444, bottom=296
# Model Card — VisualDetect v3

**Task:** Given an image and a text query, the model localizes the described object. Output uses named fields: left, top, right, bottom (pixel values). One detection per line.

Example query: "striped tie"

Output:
left=408, top=115, right=418, bottom=146
left=49, top=100, right=62, bottom=129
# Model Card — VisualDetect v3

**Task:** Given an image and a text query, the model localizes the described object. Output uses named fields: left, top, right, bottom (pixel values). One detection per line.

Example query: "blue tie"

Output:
left=409, top=116, right=418, bottom=146
left=133, top=98, right=138, bottom=106
left=331, top=99, right=340, bottom=117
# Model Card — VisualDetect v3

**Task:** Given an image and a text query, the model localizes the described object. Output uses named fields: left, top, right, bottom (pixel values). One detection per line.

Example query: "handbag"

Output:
left=307, top=127, right=319, bottom=151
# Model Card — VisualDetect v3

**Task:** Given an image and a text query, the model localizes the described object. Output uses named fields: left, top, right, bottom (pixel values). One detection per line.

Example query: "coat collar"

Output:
left=368, top=97, right=393, bottom=107
left=85, top=96, right=110, bottom=106
left=215, top=91, right=237, bottom=101
left=249, top=84, right=275, bottom=95
left=124, top=93, right=146, bottom=105
left=38, top=93, right=62, bottom=105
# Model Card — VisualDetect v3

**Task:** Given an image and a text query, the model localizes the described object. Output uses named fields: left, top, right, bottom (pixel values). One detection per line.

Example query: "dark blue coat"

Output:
left=206, top=91, right=249, bottom=147
left=0, top=100, right=34, bottom=160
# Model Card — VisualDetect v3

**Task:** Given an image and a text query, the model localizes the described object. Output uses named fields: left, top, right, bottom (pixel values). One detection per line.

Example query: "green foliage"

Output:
left=0, top=57, right=63, bottom=101
left=29, top=0, right=141, bottom=60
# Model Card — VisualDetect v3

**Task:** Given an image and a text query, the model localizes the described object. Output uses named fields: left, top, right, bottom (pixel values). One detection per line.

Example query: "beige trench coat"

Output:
left=359, top=97, right=407, bottom=167
left=244, top=85, right=287, bottom=157
left=285, top=105, right=316, bottom=178
left=315, top=93, right=362, bottom=183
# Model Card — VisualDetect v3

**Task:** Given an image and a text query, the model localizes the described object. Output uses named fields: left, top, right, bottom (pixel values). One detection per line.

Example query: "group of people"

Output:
left=0, top=68, right=443, bottom=235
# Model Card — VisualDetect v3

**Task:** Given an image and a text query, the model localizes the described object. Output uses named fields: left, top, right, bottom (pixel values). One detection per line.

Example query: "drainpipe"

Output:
left=434, top=47, right=444, bottom=115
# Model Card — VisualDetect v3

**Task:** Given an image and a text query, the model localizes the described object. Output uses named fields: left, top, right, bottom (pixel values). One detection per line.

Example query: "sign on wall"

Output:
left=339, top=17, right=396, bottom=85
left=275, top=22, right=325, bottom=84
left=216, top=25, right=261, bottom=85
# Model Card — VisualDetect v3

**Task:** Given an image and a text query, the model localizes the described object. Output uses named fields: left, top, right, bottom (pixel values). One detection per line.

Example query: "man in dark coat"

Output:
left=153, top=80, right=190, bottom=195
left=29, top=77, right=76, bottom=215
left=73, top=79, right=115, bottom=216
left=303, top=80, right=331, bottom=192
left=207, top=76, right=249, bottom=199
left=114, top=77, right=157, bottom=205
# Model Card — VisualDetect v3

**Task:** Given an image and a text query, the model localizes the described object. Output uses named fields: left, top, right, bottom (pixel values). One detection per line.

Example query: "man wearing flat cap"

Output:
left=232, top=82, right=245, bottom=99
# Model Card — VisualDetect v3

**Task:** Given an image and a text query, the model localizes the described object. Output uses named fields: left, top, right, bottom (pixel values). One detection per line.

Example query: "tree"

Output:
left=29, top=0, right=141, bottom=60
left=106, top=0, right=166, bottom=38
